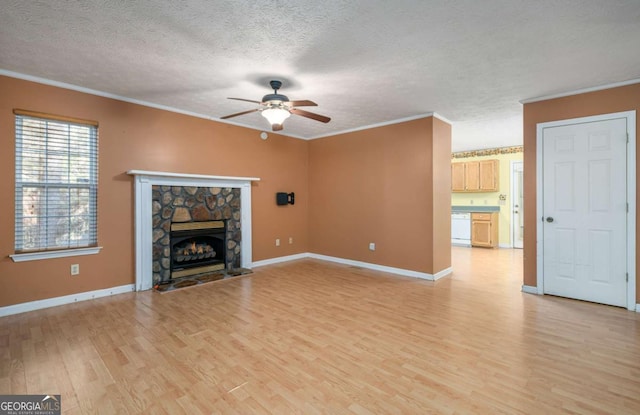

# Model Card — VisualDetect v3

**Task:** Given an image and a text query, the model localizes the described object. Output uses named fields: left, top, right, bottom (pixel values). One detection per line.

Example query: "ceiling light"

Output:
left=261, top=107, right=291, bottom=126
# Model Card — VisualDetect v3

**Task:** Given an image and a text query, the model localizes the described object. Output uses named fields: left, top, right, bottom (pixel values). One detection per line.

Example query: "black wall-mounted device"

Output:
left=276, top=192, right=295, bottom=205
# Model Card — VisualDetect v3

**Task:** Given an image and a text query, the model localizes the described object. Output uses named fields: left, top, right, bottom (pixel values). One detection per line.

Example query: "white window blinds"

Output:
left=14, top=110, right=98, bottom=252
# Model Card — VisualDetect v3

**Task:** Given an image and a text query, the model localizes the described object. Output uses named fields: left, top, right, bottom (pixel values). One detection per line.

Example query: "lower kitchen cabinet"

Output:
left=471, top=212, right=498, bottom=248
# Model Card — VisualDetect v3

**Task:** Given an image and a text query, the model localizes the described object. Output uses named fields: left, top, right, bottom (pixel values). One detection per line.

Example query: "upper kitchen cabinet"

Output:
left=478, top=159, right=499, bottom=191
left=451, top=159, right=499, bottom=192
left=451, top=162, right=466, bottom=191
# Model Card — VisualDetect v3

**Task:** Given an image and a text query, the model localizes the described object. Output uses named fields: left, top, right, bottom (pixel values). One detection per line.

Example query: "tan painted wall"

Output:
left=451, top=152, right=524, bottom=246
left=308, top=117, right=451, bottom=275
left=432, top=118, right=453, bottom=273
left=0, top=75, right=309, bottom=307
left=523, top=82, right=640, bottom=301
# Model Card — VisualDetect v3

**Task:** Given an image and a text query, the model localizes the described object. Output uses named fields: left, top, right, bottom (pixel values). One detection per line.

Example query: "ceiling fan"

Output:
left=221, top=80, right=331, bottom=131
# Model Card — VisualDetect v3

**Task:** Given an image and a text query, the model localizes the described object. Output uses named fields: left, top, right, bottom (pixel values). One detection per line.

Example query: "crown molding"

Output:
left=306, top=112, right=453, bottom=140
left=0, top=69, right=305, bottom=139
left=520, top=78, right=640, bottom=104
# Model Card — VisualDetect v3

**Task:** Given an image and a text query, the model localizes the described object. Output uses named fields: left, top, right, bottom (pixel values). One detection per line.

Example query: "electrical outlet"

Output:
left=289, top=237, right=293, bottom=244
left=369, top=242, right=376, bottom=251
left=470, top=200, right=474, bottom=204
left=71, top=264, right=80, bottom=275
left=484, top=199, right=488, bottom=205
left=275, top=238, right=280, bottom=247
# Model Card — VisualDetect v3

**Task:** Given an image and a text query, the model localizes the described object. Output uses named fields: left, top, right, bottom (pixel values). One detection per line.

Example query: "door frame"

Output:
left=510, top=160, right=524, bottom=249
left=535, top=110, right=636, bottom=310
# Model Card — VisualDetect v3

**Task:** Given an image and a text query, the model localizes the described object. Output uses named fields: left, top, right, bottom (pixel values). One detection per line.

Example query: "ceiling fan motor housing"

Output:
left=261, top=93, right=289, bottom=104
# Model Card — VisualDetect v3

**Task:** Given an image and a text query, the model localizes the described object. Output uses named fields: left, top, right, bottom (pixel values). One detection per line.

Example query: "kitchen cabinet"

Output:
left=478, top=160, right=499, bottom=191
left=451, top=163, right=466, bottom=191
left=471, top=212, right=498, bottom=247
left=451, top=159, right=499, bottom=192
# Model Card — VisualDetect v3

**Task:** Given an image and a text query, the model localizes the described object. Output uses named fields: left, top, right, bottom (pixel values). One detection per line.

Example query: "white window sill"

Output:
left=10, top=246, right=102, bottom=262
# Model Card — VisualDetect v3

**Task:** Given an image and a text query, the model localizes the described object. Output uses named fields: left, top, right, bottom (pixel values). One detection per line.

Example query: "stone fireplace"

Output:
left=128, top=170, right=259, bottom=291
left=152, top=185, right=241, bottom=285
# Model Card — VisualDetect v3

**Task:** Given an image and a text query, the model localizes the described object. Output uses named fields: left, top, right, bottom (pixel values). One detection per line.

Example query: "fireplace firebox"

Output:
left=169, top=220, right=226, bottom=280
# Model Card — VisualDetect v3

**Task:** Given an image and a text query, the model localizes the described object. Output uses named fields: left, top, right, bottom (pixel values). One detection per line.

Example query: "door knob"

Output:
left=545, top=217, right=554, bottom=223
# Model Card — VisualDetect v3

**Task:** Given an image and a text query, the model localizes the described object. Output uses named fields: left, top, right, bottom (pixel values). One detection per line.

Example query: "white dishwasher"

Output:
left=451, top=212, right=471, bottom=246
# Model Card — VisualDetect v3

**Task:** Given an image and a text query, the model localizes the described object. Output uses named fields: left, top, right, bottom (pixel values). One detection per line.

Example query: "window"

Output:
left=14, top=110, right=98, bottom=253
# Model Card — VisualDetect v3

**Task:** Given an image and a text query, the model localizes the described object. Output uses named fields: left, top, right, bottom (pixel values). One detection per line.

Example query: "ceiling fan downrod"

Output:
left=269, top=80, right=282, bottom=94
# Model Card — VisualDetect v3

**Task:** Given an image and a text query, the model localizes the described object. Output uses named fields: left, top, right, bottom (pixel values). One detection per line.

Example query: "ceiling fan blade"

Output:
left=220, top=108, right=259, bottom=119
left=288, top=100, right=317, bottom=107
left=228, top=97, right=262, bottom=104
left=272, top=123, right=284, bottom=132
left=290, top=108, right=331, bottom=123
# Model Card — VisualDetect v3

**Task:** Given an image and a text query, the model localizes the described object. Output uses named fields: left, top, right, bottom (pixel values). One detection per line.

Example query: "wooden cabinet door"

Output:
left=451, top=162, right=466, bottom=192
left=479, top=160, right=498, bottom=191
left=465, top=161, right=480, bottom=191
left=471, top=212, right=498, bottom=247
left=471, top=220, right=492, bottom=247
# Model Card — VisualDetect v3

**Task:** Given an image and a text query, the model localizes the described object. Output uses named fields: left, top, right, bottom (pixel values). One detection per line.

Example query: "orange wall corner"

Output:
left=308, top=116, right=451, bottom=275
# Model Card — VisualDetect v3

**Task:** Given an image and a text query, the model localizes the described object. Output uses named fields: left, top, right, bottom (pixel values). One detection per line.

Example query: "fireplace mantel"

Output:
left=127, top=170, right=260, bottom=291
left=127, top=170, right=260, bottom=183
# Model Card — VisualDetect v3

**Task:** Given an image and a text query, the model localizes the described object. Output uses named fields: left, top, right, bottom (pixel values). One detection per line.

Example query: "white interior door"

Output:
left=511, top=161, right=524, bottom=249
left=541, top=116, right=628, bottom=307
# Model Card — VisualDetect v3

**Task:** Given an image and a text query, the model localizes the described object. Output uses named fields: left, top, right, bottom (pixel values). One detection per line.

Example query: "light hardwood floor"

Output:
left=1, top=247, right=640, bottom=414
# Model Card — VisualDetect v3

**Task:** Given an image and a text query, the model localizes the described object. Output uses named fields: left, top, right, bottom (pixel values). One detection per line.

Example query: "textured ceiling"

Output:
left=1, top=1, right=639, bottom=151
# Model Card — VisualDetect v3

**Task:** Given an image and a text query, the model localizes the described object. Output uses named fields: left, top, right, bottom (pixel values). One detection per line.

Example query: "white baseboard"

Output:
left=499, top=243, right=513, bottom=249
left=308, top=253, right=443, bottom=281
left=0, top=284, right=135, bottom=317
left=252, top=253, right=309, bottom=268
left=433, top=267, right=453, bottom=280
left=636, top=304, right=640, bottom=313
left=253, top=252, right=447, bottom=280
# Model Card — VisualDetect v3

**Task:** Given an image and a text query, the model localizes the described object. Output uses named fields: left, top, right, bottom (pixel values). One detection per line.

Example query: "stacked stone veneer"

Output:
left=152, top=186, right=241, bottom=284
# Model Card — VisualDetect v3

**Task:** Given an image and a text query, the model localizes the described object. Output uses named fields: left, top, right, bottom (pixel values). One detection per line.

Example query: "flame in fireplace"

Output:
left=181, top=242, right=214, bottom=256
left=175, top=240, right=216, bottom=262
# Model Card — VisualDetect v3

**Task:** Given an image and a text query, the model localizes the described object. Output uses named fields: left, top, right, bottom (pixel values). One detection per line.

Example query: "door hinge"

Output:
left=627, top=203, right=629, bottom=213
left=627, top=132, right=630, bottom=143
left=626, top=273, right=629, bottom=282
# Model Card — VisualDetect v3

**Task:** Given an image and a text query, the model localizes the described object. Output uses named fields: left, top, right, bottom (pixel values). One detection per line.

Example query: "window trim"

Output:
left=10, top=246, right=102, bottom=262
left=13, top=109, right=99, bottom=126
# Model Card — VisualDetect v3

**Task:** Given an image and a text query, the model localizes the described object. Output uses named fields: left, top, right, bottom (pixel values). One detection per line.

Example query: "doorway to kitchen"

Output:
left=451, top=150, right=524, bottom=290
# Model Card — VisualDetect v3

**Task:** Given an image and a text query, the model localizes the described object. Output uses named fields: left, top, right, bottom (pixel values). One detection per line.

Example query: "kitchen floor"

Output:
left=450, top=245, right=523, bottom=285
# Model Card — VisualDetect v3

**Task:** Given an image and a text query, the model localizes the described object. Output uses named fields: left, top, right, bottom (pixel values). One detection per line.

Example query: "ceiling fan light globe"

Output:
left=261, top=107, right=291, bottom=126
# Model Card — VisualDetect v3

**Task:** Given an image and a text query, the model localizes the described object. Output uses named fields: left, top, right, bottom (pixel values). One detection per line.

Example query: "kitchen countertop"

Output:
left=451, top=205, right=500, bottom=213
